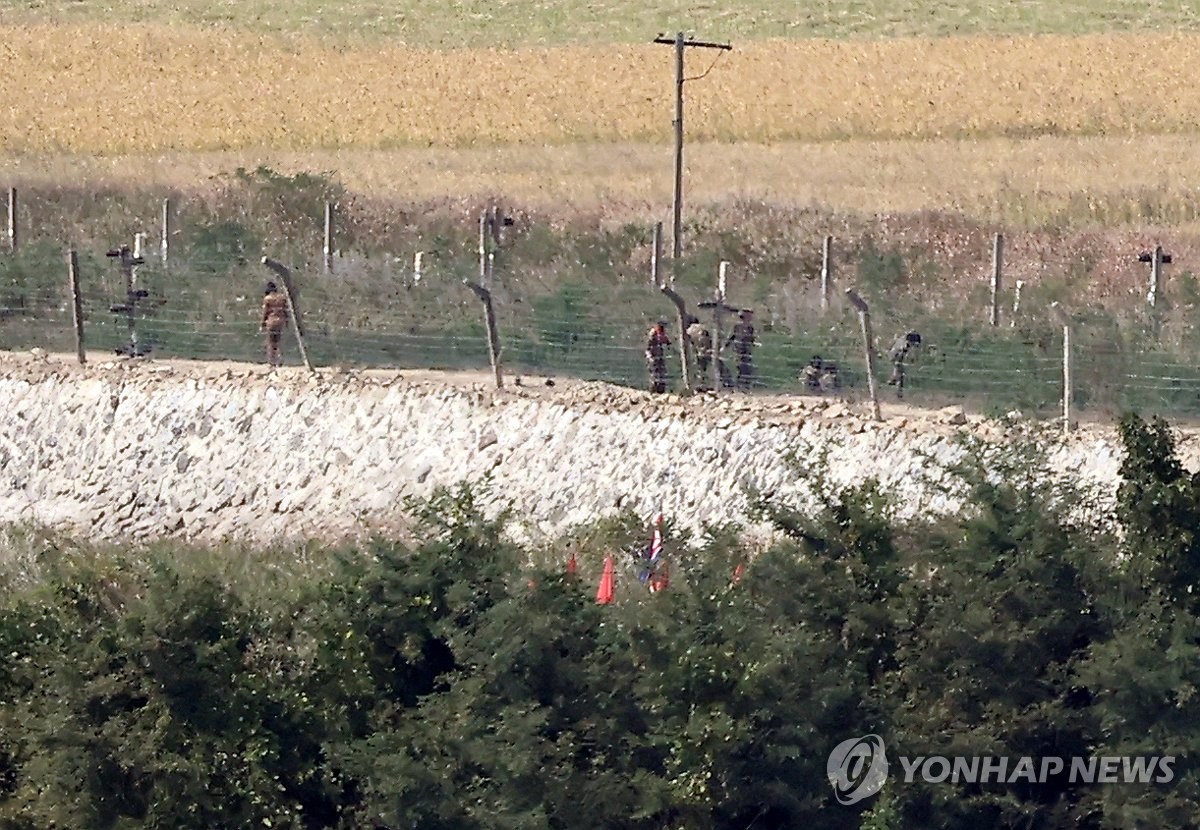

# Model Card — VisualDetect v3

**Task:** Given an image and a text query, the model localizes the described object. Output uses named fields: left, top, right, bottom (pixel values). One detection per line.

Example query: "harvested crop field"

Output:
left=4, top=26, right=1200, bottom=155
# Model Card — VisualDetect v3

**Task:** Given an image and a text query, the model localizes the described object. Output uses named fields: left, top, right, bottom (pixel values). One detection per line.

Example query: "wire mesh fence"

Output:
left=6, top=177, right=1200, bottom=424
left=6, top=242, right=1200, bottom=425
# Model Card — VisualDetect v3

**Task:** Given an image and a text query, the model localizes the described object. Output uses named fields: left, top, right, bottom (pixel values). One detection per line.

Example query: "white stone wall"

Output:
left=0, top=359, right=1191, bottom=547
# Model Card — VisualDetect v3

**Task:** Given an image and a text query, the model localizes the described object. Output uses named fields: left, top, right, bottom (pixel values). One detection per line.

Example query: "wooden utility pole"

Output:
left=261, top=257, right=315, bottom=373
left=652, top=32, right=732, bottom=274
left=990, top=232, right=1004, bottom=327
left=67, top=250, right=86, bottom=365
left=845, top=288, right=882, bottom=422
left=7, top=187, right=17, bottom=254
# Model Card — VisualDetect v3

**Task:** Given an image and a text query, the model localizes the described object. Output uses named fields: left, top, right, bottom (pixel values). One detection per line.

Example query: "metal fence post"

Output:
left=1062, top=324, right=1072, bottom=436
left=990, top=232, right=1004, bottom=326
left=820, top=235, right=832, bottom=313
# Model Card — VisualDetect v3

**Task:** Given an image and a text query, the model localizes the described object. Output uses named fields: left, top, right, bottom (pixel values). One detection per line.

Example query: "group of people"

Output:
left=645, top=310, right=757, bottom=394
left=263, top=277, right=924, bottom=396
left=645, top=312, right=924, bottom=399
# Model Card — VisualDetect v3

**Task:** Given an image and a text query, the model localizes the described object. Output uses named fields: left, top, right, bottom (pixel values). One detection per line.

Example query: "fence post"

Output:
left=261, top=258, right=315, bottom=373
left=463, top=279, right=503, bottom=389
left=1150, top=245, right=1162, bottom=307
left=990, top=232, right=1003, bottom=326
left=845, top=288, right=882, bottom=422
left=478, top=210, right=489, bottom=284
left=106, top=243, right=145, bottom=356
left=709, top=262, right=733, bottom=394
left=1062, top=323, right=1072, bottom=436
left=323, top=201, right=335, bottom=275
left=651, top=221, right=663, bottom=286
left=7, top=187, right=16, bottom=254
left=67, top=250, right=86, bottom=365
left=160, top=198, right=170, bottom=270
left=659, top=283, right=693, bottom=392
left=820, top=235, right=832, bottom=313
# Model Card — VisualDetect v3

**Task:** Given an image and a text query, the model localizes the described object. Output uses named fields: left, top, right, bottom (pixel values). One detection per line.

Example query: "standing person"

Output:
left=259, top=281, right=290, bottom=368
left=685, top=315, right=713, bottom=391
left=645, top=319, right=671, bottom=394
left=726, top=309, right=756, bottom=391
left=887, top=331, right=922, bottom=398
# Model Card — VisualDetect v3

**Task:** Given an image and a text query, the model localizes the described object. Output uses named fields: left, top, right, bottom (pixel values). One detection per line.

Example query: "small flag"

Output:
left=648, top=513, right=664, bottom=565
left=641, top=513, right=667, bottom=591
left=732, top=563, right=745, bottom=585
left=649, top=560, right=670, bottom=593
left=596, top=556, right=615, bottom=605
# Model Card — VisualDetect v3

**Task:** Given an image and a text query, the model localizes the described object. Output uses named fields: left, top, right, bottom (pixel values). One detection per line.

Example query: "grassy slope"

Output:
left=4, top=0, right=1200, bottom=43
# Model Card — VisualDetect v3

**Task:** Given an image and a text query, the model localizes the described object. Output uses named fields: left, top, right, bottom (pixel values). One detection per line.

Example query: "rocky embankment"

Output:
left=0, top=352, right=1191, bottom=547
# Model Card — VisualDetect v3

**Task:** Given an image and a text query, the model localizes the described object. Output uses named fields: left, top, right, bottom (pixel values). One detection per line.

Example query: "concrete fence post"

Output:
left=845, top=288, right=882, bottom=422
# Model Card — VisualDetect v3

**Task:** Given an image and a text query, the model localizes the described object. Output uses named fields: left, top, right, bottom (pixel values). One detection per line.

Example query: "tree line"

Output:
left=1, top=414, right=1198, bottom=829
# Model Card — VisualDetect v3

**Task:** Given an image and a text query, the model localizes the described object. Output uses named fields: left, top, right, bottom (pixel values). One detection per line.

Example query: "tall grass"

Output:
left=6, top=27, right=1200, bottom=153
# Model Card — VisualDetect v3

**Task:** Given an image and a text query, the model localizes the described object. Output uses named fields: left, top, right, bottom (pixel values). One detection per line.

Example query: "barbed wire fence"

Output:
left=5, top=191, right=1200, bottom=425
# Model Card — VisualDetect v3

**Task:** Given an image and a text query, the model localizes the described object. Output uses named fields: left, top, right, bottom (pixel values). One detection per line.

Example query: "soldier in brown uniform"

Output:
left=725, top=309, right=756, bottom=391
left=645, top=320, right=671, bottom=394
left=259, top=281, right=290, bottom=368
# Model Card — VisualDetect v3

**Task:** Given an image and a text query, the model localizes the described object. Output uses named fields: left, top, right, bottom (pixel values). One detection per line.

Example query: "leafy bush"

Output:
left=4, top=424, right=1200, bottom=827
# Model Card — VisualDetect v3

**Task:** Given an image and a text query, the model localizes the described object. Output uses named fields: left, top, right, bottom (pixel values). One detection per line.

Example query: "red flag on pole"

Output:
left=596, top=556, right=615, bottom=604
left=649, top=559, right=670, bottom=593
left=732, top=563, right=745, bottom=585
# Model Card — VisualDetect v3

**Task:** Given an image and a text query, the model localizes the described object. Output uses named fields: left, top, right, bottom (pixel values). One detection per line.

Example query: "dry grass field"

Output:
left=3, top=25, right=1200, bottom=154
left=4, top=4, right=1200, bottom=232
left=4, top=21, right=1200, bottom=227
left=7, top=135, right=1200, bottom=228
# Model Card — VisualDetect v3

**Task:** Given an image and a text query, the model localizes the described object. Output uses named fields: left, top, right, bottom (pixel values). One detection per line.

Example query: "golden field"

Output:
left=8, top=135, right=1200, bottom=229
left=4, top=24, right=1200, bottom=154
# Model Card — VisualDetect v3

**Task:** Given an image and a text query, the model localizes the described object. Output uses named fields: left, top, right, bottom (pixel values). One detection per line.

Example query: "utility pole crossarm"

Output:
left=652, top=36, right=733, bottom=50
